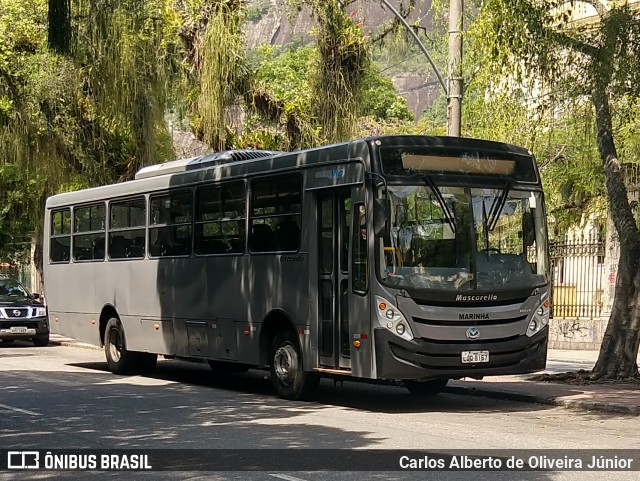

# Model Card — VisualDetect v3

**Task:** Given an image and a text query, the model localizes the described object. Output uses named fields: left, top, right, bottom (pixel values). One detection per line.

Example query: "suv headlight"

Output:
left=527, top=295, right=550, bottom=337
left=35, top=307, right=47, bottom=317
left=375, top=296, right=414, bottom=341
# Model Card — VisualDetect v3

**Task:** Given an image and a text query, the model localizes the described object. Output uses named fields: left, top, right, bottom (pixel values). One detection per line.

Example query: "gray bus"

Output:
left=44, top=135, right=550, bottom=400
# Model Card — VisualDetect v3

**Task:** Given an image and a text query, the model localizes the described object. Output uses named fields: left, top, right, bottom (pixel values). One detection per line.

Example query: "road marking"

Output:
left=269, top=474, right=309, bottom=481
left=0, top=403, right=41, bottom=416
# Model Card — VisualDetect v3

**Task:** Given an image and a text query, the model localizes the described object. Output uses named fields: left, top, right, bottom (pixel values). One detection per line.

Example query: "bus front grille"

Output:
left=412, top=315, right=528, bottom=327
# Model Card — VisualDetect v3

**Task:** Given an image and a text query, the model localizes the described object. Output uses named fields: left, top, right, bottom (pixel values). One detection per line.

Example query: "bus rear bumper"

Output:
left=374, top=327, right=548, bottom=381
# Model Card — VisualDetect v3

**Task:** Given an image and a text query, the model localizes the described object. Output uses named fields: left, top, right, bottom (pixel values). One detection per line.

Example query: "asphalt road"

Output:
left=0, top=341, right=637, bottom=481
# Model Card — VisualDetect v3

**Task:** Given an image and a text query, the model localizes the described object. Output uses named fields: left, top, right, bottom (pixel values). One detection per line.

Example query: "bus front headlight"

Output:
left=375, top=296, right=414, bottom=341
left=527, top=296, right=550, bottom=337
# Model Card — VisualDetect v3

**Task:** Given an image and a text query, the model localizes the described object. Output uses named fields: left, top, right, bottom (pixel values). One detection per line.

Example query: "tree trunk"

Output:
left=591, top=88, right=640, bottom=379
left=48, top=0, right=72, bottom=54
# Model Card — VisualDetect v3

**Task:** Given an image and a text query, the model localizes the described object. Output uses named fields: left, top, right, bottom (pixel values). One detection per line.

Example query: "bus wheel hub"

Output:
left=274, top=344, right=298, bottom=385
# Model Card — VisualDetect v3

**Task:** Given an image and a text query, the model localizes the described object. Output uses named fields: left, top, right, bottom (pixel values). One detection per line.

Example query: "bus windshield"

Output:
left=379, top=184, right=548, bottom=292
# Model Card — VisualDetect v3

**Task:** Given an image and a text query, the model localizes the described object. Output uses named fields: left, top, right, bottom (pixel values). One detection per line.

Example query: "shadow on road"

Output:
left=68, top=358, right=556, bottom=416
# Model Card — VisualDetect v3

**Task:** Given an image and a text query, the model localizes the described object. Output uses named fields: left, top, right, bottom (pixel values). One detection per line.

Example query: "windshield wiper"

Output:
left=487, top=183, right=510, bottom=231
left=422, top=175, right=456, bottom=233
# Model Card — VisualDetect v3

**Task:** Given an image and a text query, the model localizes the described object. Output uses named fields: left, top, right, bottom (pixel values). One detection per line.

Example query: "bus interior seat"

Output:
left=93, top=238, right=105, bottom=260
left=128, top=235, right=145, bottom=257
left=250, top=223, right=276, bottom=252
left=198, top=237, right=227, bottom=254
left=228, top=238, right=244, bottom=253
left=275, top=217, right=300, bottom=251
left=109, top=235, right=128, bottom=259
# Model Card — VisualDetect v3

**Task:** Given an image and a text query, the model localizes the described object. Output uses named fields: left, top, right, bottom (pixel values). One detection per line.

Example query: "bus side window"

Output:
left=50, top=208, right=71, bottom=263
left=109, top=197, right=146, bottom=260
left=352, top=203, right=368, bottom=293
left=149, top=191, right=193, bottom=257
left=250, top=175, right=301, bottom=253
left=72, top=203, right=106, bottom=262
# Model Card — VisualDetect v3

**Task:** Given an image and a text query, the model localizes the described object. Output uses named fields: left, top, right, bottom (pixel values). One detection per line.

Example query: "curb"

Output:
left=446, top=385, right=640, bottom=416
left=49, top=338, right=102, bottom=351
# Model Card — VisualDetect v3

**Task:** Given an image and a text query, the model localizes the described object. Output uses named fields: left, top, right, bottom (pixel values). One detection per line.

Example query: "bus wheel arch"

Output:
left=100, top=306, right=156, bottom=375
left=259, top=310, right=297, bottom=367
left=260, top=310, right=319, bottom=400
left=99, top=305, right=119, bottom=348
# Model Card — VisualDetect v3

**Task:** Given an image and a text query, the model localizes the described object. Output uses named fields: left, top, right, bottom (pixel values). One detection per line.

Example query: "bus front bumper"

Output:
left=374, top=327, right=548, bottom=381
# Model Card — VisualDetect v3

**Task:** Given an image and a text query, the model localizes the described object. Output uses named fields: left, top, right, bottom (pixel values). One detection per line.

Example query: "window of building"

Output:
left=73, top=203, right=106, bottom=261
left=109, top=197, right=146, bottom=259
left=195, top=182, right=246, bottom=255
left=149, top=191, right=192, bottom=257
left=249, top=175, right=301, bottom=253
left=50, top=208, right=71, bottom=263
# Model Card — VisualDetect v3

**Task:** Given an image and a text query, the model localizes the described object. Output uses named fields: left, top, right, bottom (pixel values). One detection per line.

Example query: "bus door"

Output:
left=318, top=188, right=352, bottom=370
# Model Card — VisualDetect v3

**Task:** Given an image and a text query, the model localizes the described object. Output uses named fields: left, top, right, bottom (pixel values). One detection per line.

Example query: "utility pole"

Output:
left=447, top=0, right=463, bottom=137
left=379, top=0, right=463, bottom=137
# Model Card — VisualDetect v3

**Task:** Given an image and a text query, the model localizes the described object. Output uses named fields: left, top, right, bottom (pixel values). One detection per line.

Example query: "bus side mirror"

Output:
left=374, top=199, right=390, bottom=238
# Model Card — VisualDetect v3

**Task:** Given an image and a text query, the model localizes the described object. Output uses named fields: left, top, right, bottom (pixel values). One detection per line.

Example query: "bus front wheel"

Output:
left=404, top=379, right=448, bottom=396
left=104, top=318, right=139, bottom=375
left=270, top=330, right=319, bottom=401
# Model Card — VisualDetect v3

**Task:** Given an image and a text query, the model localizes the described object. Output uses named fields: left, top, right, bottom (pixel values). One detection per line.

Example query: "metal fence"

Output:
left=549, top=235, right=605, bottom=319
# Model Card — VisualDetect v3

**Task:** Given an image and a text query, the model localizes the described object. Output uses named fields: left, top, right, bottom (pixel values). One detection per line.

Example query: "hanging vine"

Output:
left=305, top=0, right=370, bottom=143
left=196, top=1, right=246, bottom=151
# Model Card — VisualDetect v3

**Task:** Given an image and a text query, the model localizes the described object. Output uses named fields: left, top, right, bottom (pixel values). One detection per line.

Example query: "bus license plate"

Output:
left=10, top=326, right=28, bottom=334
left=461, top=350, right=489, bottom=363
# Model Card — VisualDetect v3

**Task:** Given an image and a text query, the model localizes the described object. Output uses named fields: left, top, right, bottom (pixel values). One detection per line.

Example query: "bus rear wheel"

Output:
left=104, top=318, right=140, bottom=375
left=404, top=379, right=448, bottom=396
left=270, top=330, right=319, bottom=401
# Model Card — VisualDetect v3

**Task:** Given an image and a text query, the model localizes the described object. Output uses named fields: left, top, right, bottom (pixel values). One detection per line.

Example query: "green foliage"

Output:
left=198, top=2, right=247, bottom=150
left=252, top=43, right=411, bottom=125
left=306, top=0, right=370, bottom=143
left=463, top=1, right=640, bottom=236
left=245, top=2, right=270, bottom=22
left=361, top=70, right=413, bottom=122
left=252, top=44, right=313, bottom=107
left=0, top=0, right=178, bottom=262
left=0, top=163, right=43, bottom=264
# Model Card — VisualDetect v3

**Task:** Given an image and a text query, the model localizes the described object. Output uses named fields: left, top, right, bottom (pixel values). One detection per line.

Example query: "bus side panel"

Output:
left=125, top=318, right=175, bottom=355
left=237, top=254, right=309, bottom=365
left=46, top=262, right=102, bottom=346
left=49, top=311, right=102, bottom=346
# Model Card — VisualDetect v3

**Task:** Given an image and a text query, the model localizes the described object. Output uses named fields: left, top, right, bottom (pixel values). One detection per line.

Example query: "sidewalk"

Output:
left=448, top=350, right=640, bottom=415
left=50, top=335, right=639, bottom=415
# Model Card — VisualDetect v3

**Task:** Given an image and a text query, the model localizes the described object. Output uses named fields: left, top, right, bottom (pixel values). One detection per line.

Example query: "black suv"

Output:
left=0, top=276, right=49, bottom=346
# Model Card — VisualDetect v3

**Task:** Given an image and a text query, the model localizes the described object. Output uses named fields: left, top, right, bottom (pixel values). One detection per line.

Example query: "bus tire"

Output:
left=404, top=379, right=448, bottom=396
left=104, top=318, right=139, bottom=375
left=270, top=330, right=319, bottom=401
